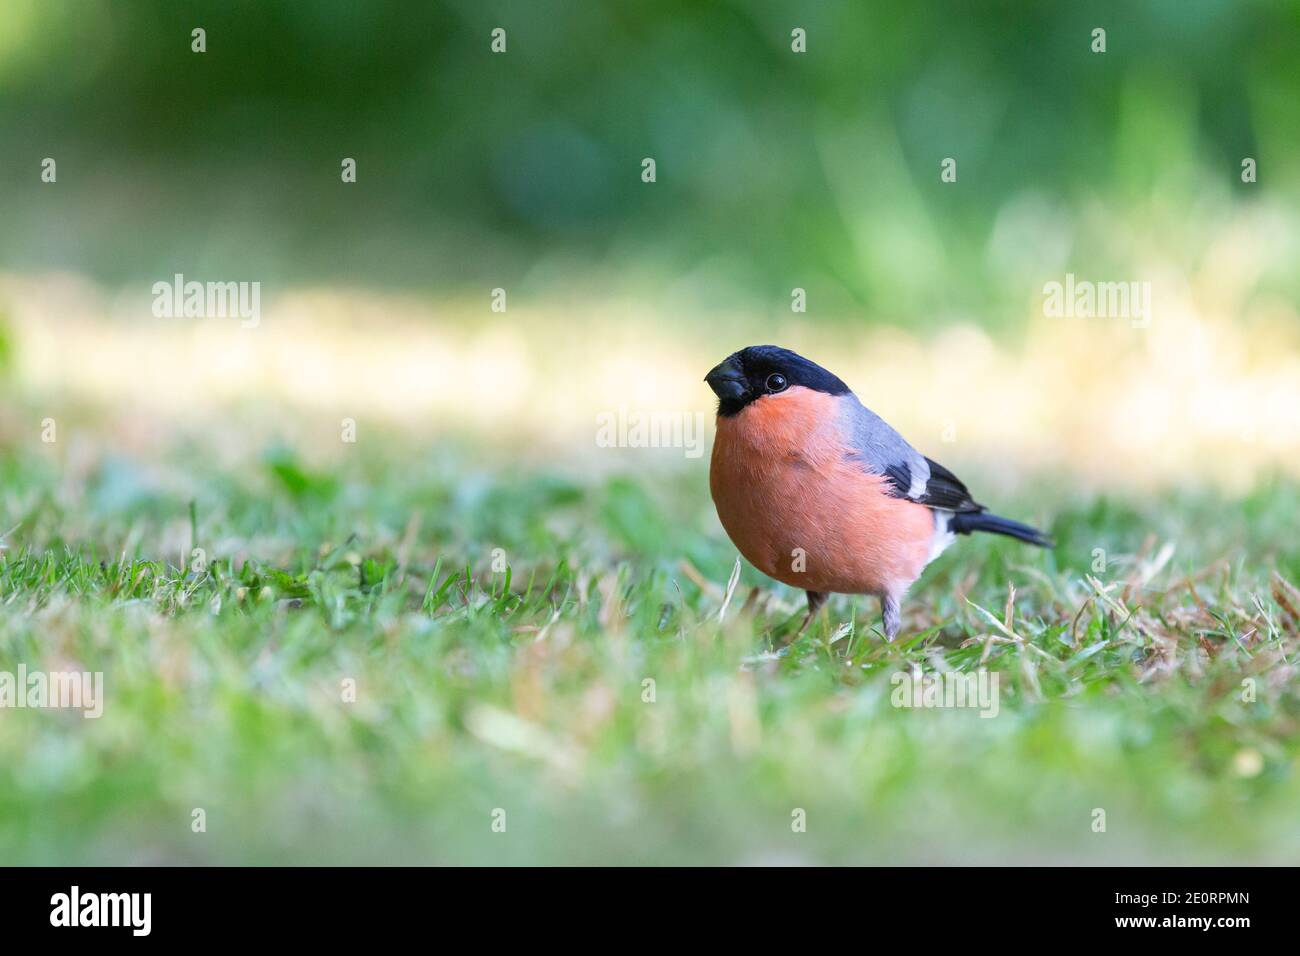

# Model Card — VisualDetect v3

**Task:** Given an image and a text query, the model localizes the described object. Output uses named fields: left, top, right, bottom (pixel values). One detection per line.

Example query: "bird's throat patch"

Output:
left=716, top=386, right=842, bottom=458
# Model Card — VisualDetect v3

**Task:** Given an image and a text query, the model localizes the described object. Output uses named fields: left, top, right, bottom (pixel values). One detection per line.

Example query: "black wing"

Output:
left=910, top=457, right=985, bottom=513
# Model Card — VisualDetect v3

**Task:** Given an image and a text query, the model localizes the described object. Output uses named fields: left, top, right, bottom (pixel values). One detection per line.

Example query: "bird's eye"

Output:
left=765, top=373, right=788, bottom=393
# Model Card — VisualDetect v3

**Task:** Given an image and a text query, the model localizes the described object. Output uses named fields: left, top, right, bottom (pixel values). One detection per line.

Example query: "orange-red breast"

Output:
left=706, top=345, right=1051, bottom=640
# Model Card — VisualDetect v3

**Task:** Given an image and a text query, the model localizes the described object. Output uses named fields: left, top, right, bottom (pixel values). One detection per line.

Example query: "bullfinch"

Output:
left=705, top=345, right=1051, bottom=641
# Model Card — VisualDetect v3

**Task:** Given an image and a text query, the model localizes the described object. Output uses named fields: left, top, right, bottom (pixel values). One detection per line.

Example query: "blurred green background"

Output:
left=2, top=0, right=1297, bottom=325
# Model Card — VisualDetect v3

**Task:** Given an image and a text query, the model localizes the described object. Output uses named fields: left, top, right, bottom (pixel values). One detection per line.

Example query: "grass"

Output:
left=1, top=431, right=1299, bottom=865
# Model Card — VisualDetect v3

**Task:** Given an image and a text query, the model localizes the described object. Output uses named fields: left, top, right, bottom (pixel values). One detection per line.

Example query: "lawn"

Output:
left=2, top=428, right=1297, bottom=865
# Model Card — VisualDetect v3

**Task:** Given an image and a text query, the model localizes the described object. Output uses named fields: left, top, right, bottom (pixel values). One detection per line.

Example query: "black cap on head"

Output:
left=704, top=345, right=850, bottom=416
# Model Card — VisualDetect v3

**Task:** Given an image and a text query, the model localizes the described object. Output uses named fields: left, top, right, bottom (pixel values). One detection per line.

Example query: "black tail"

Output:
left=950, top=511, right=1053, bottom=548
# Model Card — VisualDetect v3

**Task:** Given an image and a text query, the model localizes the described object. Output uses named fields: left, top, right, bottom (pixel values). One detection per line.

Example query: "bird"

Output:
left=705, top=345, right=1051, bottom=642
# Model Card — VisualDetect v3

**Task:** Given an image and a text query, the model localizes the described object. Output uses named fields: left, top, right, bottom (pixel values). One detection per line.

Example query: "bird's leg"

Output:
left=792, top=590, right=828, bottom=639
left=881, top=594, right=901, bottom=642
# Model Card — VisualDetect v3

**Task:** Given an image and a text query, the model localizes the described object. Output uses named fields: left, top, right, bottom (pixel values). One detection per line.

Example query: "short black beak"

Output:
left=705, top=356, right=748, bottom=401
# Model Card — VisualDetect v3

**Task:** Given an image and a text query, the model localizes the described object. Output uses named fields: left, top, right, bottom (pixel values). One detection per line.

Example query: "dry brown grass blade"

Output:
left=395, top=509, right=422, bottom=584
left=1069, top=594, right=1095, bottom=648
left=678, top=558, right=723, bottom=600
left=952, top=569, right=979, bottom=609
left=596, top=571, right=626, bottom=632
left=1271, top=572, right=1300, bottom=636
